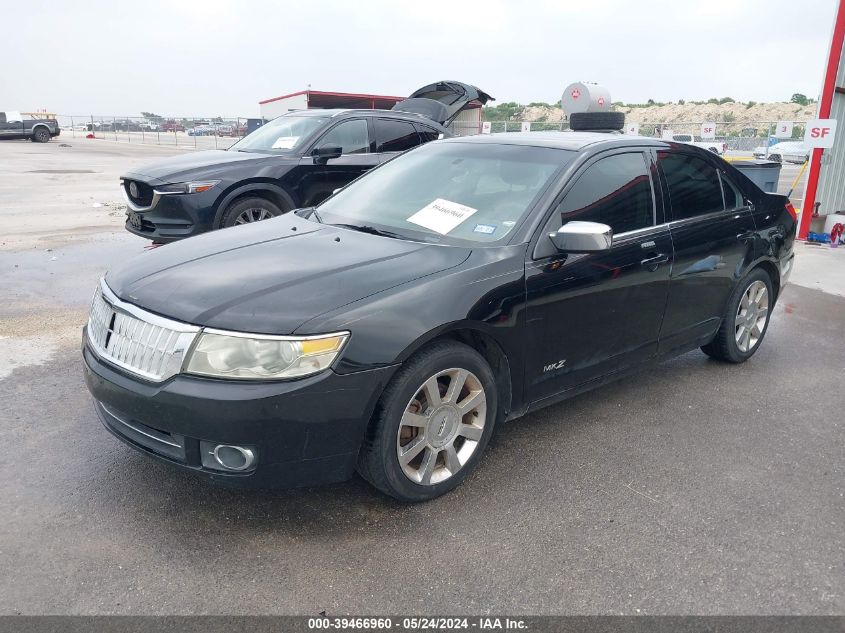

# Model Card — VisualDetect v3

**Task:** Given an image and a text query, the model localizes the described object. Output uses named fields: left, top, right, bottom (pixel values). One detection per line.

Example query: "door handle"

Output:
left=640, top=254, right=669, bottom=271
left=736, top=230, right=755, bottom=241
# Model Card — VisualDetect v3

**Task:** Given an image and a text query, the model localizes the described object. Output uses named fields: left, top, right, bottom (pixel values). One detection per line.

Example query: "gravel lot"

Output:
left=0, top=139, right=842, bottom=615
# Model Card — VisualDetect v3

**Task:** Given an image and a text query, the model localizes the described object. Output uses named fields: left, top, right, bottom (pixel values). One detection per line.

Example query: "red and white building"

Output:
left=800, top=0, right=845, bottom=238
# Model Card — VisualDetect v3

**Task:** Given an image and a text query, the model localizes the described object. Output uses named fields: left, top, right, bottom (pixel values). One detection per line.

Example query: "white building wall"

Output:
left=448, top=107, right=482, bottom=136
left=260, top=93, right=309, bottom=120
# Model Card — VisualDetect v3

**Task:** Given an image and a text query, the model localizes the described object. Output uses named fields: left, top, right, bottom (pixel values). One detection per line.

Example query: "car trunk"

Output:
left=391, top=80, right=494, bottom=126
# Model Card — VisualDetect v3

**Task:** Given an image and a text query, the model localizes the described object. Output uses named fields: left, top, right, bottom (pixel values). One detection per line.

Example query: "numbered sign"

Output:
left=521, top=122, right=531, bottom=133
left=626, top=122, right=639, bottom=136
left=481, top=121, right=492, bottom=135
left=804, top=119, right=837, bottom=148
left=700, top=122, right=716, bottom=140
left=661, top=129, right=674, bottom=140
left=775, top=121, right=793, bottom=139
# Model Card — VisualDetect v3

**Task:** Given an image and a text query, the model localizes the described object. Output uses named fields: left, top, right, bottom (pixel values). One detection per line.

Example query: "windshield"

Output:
left=229, top=115, right=327, bottom=153
left=317, top=142, right=572, bottom=245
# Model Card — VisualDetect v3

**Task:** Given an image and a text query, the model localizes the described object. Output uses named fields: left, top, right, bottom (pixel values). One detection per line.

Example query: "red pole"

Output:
left=799, top=0, right=845, bottom=239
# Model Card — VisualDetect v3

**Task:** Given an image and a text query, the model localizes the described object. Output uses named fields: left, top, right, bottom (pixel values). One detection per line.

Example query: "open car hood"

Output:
left=392, top=80, right=494, bottom=126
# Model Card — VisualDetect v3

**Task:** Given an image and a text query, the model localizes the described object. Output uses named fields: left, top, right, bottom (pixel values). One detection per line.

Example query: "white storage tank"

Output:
left=561, top=82, right=611, bottom=115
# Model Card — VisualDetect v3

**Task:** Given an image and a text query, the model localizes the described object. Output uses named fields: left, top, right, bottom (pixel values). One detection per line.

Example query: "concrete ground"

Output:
left=0, top=139, right=842, bottom=615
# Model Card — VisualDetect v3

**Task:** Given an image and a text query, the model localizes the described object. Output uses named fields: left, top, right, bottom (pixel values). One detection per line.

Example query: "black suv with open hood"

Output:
left=120, top=80, right=493, bottom=242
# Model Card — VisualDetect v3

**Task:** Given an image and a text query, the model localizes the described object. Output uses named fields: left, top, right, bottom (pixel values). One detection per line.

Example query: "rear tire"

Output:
left=357, top=341, right=498, bottom=502
left=32, top=127, right=51, bottom=143
left=701, top=268, right=773, bottom=363
left=221, top=196, right=285, bottom=228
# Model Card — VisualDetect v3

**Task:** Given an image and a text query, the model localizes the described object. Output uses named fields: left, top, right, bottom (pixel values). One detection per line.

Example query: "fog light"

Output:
left=200, top=441, right=257, bottom=472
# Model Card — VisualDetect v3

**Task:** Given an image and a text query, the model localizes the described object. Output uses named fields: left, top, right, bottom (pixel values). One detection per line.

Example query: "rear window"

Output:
left=658, top=151, right=724, bottom=220
left=375, top=119, right=420, bottom=153
left=415, top=124, right=442, bottom=143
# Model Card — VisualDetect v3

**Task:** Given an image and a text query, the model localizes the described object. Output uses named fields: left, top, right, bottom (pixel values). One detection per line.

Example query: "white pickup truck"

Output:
left=670, top=133, right=727, bottom=155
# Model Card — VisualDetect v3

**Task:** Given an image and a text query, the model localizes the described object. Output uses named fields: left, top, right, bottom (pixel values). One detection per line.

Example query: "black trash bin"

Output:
left=731, top=160, right=781, bottom=193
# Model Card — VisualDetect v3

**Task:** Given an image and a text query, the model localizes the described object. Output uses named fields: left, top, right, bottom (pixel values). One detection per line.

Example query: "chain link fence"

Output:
left=455, top=119, right=808, bottom=154
left=55, top=114, right=807, bottom=157
left=55, top=115, right=254, bottom=150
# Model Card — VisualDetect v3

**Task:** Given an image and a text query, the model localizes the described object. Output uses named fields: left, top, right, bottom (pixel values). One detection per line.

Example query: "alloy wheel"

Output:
left=234, top=207, right=274, bottom=224
left=396, top=368, right=487, bottom=486
left=735, top=280, right=769, bottom=353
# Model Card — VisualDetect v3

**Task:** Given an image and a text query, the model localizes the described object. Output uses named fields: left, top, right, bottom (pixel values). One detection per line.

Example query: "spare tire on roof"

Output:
left=569, top=111, right=625, bottom=132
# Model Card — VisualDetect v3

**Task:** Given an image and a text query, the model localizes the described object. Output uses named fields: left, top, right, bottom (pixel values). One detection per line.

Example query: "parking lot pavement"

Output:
left=0, top=140, right=842, bottom=615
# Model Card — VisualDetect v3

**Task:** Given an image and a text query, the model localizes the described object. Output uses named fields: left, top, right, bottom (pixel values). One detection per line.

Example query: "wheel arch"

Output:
left=751, top=258, right=781, bottom=302
left=211, top=180, right=297, bottom=228
left=31, top=124, right=51, bottom=138
left=391, top=323, right=515, bottom=421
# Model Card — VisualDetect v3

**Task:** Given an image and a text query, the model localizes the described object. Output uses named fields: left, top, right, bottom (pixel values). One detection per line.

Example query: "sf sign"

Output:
left=804, top=119, right=837, bottom=148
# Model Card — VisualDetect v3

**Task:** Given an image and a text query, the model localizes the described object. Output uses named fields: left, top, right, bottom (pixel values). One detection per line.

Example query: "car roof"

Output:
left=438, top=131, right=667, bottom=151
left=281, top=108, right=448, bottom=129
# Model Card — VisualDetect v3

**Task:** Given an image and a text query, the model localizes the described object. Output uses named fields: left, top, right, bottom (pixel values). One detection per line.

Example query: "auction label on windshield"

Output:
left=407, top=198, right=477, bottom=235
left=271, top=136, right=299, bottom=149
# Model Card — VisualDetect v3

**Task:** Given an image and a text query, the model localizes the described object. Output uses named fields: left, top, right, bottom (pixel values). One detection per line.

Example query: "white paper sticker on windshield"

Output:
left=271, top=136, right=299, bottom=149
left=406, top=198, right=477, bottom=235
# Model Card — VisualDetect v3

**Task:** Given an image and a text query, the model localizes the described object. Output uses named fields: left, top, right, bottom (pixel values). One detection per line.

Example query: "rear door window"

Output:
left=658, top=152, right=725, bottom=219
left=720, top=172, right=744, bottom=210
left=414, top=124, right=442, bottom=143
left=374, top=119, right=421, bottom=153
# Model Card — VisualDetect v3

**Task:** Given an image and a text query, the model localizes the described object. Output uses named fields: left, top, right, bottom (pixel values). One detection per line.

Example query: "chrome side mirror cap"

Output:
left=549, top=221, right=613, bottom=253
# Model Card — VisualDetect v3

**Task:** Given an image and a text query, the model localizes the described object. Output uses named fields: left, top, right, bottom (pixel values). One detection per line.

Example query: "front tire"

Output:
left=221, top=196, right=285, bottom=228
left=702, top=268, right=773, bottom=363
left=357, top=341, right=498, bottom=502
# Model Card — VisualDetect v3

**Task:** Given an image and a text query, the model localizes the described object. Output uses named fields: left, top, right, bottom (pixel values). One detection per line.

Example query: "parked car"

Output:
left=120, top=80, right=492, bottom=242
left=753, top=141, right=809, bottom=163
left=161, top=121, right=185, bottom=133
left=84, top=130, right=796, bottom=501
left=114, top=119, right=142, bottom=132
left=0, top=110, right=60, bottom=142
left=187, top=125, right=209, bottom=136
left=670, top=133, right=727, bottom=155
left=139, top=121, right=160, bottom=131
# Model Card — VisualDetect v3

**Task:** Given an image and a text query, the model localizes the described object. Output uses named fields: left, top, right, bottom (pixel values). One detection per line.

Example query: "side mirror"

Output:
left=312, top=145, right=342, bottom=163
left=549, top=221, right=612, bottom=253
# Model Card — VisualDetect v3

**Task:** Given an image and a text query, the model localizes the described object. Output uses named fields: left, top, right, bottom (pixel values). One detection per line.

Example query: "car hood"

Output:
left=392, top=80, right=494, bottom=126
left=106, top=214, right=471, bottom=334
left=122, top=149, right=295, bottom=185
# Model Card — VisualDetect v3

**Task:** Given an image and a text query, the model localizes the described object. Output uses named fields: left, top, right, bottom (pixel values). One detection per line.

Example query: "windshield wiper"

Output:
left=332, top=224, right=406, bottom=240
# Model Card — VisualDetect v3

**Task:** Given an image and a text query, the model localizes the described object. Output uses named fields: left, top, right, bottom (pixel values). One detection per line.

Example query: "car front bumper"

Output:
left=122, top=185, right=220, bottom=242
left=82, top=335, right=397, bottom=488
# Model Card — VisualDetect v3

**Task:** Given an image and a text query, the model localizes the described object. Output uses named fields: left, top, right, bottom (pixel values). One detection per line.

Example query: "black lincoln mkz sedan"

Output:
left=120, top=80, right=492, bottom=242
left=84, top=130, right=796, bottom=501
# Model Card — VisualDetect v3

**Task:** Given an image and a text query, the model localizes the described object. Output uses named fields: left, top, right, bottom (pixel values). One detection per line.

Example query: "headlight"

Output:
left=184, top=329, right=349, bottom=380
left=155, top=180, right=220, bottom=195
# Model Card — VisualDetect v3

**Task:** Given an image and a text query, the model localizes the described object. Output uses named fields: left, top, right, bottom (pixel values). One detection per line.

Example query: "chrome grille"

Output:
left=87, top=280, right=200, bottom=382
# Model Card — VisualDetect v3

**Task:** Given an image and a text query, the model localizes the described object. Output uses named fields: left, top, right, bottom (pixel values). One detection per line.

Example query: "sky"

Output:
left=0, top=0, right=836, bottom=117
